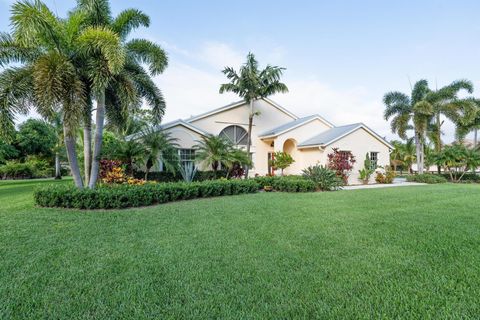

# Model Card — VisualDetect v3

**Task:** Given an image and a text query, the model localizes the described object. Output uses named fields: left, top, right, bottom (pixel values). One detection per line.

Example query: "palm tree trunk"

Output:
left=64, top=125, right=83, bottom=188
left=245, top=100, right=254, bottom=178
left=436, top=113, right=442, bottom=174
left=474, top=128, right=478, bottom=148
left=83, top=116, right=92, bottom=186
left=54, top=152, right=61, bottom=179
left=88, top=91, right=106, bottom=189
left=144, top=167, right=149, bottom=181
left=414, top=132, right=424, bottom=174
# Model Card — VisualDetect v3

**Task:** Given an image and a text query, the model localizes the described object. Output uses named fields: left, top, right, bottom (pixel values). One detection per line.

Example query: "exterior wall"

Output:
left=322, top=128, right=391, bottom=185
left=272, top=119, right=331, bottom=175
left=164, top=126, right=202, bottom=149
left=189, top=99, right=296, bottom=176
left=276, top=128, right=390, bottom=185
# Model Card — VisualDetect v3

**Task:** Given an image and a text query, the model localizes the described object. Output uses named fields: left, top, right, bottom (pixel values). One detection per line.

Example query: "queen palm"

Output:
left=219, top=53, right=288, bottom=177
left=74, top=0, right=168, bottom=188
left=384, top=80, right=433, bottom=174
left=0, top=0, right=124, bottom=188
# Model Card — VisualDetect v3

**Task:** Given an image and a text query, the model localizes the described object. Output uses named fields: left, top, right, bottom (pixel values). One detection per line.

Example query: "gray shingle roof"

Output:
left=298, top=123, right=363, bottom=147
left=259, top=114, right=332, bottom=137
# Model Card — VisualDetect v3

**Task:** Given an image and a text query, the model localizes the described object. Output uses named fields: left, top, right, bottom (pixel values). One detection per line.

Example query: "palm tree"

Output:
left=75, top=0, right=168, bottom=188
left=389, top=140, right=404, bottom=173
left=140, top=127, right=179, bottom=180
left=384, top=80, right=433, bottom=174
left=0, top=0, right=125, bottom=188
left=455, top=100, right=480, bottom=148
left=194, top=135, right=232, bottom=172
left=426, top=80, right=474, bottom=153
left=219, top=52, right=288, bottom=177
left=116, top=139, right=145, bottom=176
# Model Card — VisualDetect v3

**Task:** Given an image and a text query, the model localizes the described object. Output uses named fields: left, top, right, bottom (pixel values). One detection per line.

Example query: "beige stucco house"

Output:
left=152, top=98, right=393, bottom=184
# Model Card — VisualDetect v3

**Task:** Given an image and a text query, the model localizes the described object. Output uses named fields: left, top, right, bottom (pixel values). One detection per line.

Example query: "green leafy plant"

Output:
left=269, top=151, right=294, bottom=175
left=406, top=174, right=447, bottom=184
left=34, top=179, right=259, bottom=209
left=358, top=153, right=375, bottom=184
left=302, top=164, right=342, bottom=191
left=254, top=175, right=316, bottom=192
left=179, top=162, right=197, bottom=183
left=434, top=144, right=480, bottom=182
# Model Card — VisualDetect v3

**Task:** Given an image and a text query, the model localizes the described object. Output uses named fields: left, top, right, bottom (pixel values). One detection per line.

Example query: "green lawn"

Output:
left=1, top=180, right=480, bottom=319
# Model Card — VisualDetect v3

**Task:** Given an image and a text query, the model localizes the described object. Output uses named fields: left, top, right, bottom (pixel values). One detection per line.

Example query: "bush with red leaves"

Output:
left=327, top=148, right=356, bottom=185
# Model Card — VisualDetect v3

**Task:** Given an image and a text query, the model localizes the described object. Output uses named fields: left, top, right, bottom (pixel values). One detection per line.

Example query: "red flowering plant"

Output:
left=327, top=148, right=356, bottom=185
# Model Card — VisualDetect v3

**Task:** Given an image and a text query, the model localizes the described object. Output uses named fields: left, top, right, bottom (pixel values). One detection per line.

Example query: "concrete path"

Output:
left=342, top=178, right=426, bottom=190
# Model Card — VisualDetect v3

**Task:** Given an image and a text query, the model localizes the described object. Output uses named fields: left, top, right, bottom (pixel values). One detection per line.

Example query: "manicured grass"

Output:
left=1, top=180, right=480, bottom=319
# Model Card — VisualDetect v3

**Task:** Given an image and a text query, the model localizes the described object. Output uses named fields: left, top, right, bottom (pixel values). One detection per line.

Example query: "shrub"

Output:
left=34, top=179, right=259, bottom=209
left=327, top=148, right=356, bottom=185
left=0, top=159, right=53, bottom=179
left=134, top=170, right=228, bottom=182
left=302, top=165, right=342, bottom=191
left=406, top=174, right=447, bottom=184
left=375, top=167, right=395, bottom=184
left=269, top=151, right=295, bottom=175
left=440, top=173, right=480, bottom=183
left=254, top=175, right=316, bottom=192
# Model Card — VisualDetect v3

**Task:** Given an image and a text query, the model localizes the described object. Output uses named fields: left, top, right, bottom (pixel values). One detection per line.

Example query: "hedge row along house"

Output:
left=134, top=98, right=393, bottom=184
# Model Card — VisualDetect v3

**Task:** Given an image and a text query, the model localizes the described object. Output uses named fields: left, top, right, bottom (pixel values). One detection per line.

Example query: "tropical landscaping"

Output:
left=2, top=179, right=480, bottom=318
left=2, top=0, right=480, bottom=318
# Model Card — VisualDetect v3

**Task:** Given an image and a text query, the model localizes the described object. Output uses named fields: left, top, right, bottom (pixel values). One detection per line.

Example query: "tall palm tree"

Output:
left=384, top=80, right=434, bottom=174
left=0, top=0, right=124, bottom=188
left=75, top=0, right=168, bottom=188
left=140, top=127, right=179, bottom=180
left=219, top=52, right=288, bottom=177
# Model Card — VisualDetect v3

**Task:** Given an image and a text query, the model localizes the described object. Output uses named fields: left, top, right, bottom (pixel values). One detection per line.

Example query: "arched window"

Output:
left=220, top=125, right=248, bottom=146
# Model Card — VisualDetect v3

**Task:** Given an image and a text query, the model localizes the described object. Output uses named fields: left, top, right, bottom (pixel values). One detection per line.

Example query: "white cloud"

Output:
left=198, top=41, right=244, bottom=70
left=157, top=42, right=395, bottom=140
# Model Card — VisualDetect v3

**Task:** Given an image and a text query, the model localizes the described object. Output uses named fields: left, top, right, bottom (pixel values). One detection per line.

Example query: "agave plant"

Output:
left=179, top=162, right=197, bottom=183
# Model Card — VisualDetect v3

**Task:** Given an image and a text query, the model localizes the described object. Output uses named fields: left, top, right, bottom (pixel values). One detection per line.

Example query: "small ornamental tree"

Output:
left=269, top=151, right=295, bottom=175
left=327, top=148, right=356, bottom=184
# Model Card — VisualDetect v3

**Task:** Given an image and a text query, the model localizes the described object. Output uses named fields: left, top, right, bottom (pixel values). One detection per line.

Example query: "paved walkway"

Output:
left=342, top=178, right=426, bottom=190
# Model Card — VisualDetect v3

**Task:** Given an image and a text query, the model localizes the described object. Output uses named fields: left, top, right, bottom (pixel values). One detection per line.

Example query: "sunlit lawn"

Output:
left=1, top=179, right=480, bottom=319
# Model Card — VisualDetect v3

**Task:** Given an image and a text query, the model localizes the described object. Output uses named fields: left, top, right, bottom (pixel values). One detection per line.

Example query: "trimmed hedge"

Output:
left=134, top=170, right=229, bottom=183
left=34, top=179, right=258, bottom=209
left=406, top=174, right=447, bottom=184
left=254, top=176, right=316, bottom=192
left=440, top=172, right=480, bottom=183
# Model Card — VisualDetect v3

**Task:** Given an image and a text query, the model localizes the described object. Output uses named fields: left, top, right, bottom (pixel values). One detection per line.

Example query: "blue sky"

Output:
left=2, top=0, right=480, bottom=141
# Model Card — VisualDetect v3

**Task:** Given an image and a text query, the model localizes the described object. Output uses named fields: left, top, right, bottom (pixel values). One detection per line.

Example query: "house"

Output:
left=149, top=98, right=393, bottom=184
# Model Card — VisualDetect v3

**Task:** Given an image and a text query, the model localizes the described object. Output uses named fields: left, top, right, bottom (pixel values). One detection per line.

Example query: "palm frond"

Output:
left=411, top=79, right=430, bottom=105
left=124, top=60, right=165, bottom=124
left=126, top=39, right=168, bottom=75
left=0, top=66, right=34, bottom=140
left=112, top=9, right=150, bottom=39
left=0, top=32, right=41, bottom=67
left=32, top=51, right=85, bottom=128
left=75, top=0, right=112, bottom=26
left=10, top=0, right=64, bottom=50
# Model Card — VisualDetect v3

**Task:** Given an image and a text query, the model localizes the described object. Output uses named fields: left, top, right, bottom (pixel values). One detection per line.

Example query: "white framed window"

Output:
left=369, top=152, right=379, bottom=169
left=220, top=125, right=248, bottom=146
left=179, top=148, right=195, bottom=168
